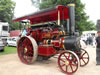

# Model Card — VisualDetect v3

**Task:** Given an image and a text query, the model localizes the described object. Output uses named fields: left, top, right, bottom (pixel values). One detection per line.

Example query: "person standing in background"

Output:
left=92, top=35, right=96, bottom=48
left=96, top=31, right=100, bottom=65
left=87, top=35, right=93, bottom=45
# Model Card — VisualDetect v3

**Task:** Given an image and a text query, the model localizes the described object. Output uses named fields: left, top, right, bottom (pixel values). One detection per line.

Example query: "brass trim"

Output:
left=58, top=10, right=60, bottom=25
left=46, top=40, right=49, bottom=45
left=62, top=40, right=65, bottom=50
left=67, top=4, right=75, bottom=7
left=41, top=45, right=53, bottom=47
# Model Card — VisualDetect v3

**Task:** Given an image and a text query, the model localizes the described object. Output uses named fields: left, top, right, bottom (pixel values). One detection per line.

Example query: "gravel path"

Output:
left=0, top=46, right=100, bottom=75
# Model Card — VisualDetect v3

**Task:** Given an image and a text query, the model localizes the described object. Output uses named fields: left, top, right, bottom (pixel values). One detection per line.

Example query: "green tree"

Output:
left=0, top=0, right=19, bottom=30
left=0, top=0, right=15, bottom=22
left=31, top=0, right=95, bottom=33
left=10, top=22, right=20, bottom=30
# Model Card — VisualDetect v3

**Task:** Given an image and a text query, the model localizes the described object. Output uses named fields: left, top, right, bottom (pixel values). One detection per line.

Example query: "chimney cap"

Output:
left=67, top=3, right=75, bottom=7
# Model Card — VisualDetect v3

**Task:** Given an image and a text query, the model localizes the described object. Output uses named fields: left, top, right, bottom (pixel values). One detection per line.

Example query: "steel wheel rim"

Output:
left=58, top=51, right=79, bottom=74
left=80, top=49, right=89, bottom=67
left=18, top=37, right=34, bottom=64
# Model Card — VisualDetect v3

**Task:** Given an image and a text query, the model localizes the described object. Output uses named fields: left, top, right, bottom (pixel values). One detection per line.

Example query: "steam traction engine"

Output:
left=13, top=4, right=89, bottom=74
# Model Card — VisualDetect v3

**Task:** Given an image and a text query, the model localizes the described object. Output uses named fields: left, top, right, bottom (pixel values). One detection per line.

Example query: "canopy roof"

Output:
left=13, top=5, right=69, bottom=25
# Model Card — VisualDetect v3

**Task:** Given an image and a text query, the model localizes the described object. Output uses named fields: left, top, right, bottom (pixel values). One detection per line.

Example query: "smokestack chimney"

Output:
left=67, top=3, right=75, bottom=35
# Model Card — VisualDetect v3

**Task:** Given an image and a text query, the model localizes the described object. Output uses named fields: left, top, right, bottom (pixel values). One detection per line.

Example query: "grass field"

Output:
left=0, top=46, right=17, bottom=55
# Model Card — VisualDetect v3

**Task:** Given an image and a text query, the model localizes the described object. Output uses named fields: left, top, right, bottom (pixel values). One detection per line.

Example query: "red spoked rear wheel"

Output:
left=58, top=51, right=79, bottom=74
left=17, top=36, right=38, bottom=64
left=80, top=49, right=89, bottom=67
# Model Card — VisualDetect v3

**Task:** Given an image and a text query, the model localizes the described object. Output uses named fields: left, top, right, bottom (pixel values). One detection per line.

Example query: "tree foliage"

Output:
left=10, top=22, right=20, bottom=30
left=31, top=0, right=95, bottom=33
left=0, top=0, right=15, bottom=22
left=0, top=0, right=19, bottom=30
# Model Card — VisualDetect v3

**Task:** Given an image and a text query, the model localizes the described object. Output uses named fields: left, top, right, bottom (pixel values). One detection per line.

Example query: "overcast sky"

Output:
left=81, top=0, right=100, bottom=24
left=13, top=0, right=38, bottom=17
left=13, top=0, right=100, bottom=24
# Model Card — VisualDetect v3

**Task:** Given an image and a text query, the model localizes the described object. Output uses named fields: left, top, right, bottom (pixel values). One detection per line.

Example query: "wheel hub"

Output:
left=81, top=50, right=85, bottom=55
left=65, top=61, right=69, bottom=66
left=24, top=48, right=27, bottom=53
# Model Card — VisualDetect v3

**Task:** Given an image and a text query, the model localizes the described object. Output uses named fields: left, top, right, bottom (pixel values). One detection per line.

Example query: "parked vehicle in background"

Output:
left=0, top=39, right=5, bottom=52
left=0, top=22, right=9, bottom=45
left=82, top=31, right=97, bottom=36
left=8, top=30, right=21, bottom=47
left=81, top=31, right=97, bottom=45
left=7, top=37, right=18, bottom=47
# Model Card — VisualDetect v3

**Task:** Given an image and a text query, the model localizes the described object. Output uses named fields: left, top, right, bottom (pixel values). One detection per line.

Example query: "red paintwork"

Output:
left=13, top=5, right=69, bottom=24
left=43, top=39, right=63, bottom=48
left=51, top=40, right=61, bottom=47
left=27, top=27, right=60, bottom=42
left=38, top=46, right=56, bottom=56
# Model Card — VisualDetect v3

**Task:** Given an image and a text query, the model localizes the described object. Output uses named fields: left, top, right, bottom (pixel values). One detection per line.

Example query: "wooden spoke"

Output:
left=80, top=49, right=89, bottom=67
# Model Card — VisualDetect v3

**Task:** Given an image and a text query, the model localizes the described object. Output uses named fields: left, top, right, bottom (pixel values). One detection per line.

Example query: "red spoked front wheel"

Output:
left=17, top=36, right=38, bottom=64
left=80, top=49, right=89, bottom=67
left=58, top=51, right=79, bottom=74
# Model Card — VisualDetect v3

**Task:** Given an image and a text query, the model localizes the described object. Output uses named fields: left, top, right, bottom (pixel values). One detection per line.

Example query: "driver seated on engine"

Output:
left=22, top=28, right=27, bottom=36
